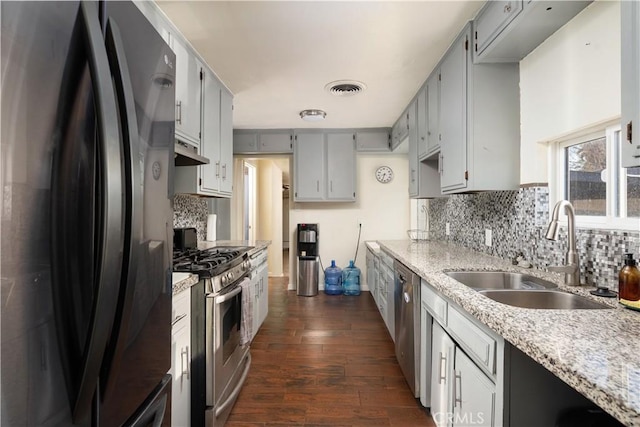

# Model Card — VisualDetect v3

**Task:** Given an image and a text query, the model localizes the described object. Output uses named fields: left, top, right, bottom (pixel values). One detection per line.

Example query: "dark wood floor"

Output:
left=227, top=258, right=436, bottom=427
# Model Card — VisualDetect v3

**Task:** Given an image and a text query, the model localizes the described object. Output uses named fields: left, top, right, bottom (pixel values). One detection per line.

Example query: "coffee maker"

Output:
left=296, top=224, right=319, bottom=296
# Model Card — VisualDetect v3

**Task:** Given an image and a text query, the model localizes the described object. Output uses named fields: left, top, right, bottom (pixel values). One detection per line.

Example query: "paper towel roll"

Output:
left=206, top=214, right=217, bottom=241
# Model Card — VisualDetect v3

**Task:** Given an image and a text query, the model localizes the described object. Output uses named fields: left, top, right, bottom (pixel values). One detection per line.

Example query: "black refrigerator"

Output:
left=1, top=1, right=175, bottom=425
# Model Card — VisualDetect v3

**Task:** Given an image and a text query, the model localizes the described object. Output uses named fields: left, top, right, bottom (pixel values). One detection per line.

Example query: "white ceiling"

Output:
left=157, top=1, right=485, bottom=130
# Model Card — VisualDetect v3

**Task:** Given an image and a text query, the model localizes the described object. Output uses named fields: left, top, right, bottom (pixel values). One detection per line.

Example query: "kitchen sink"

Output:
left=446, top=271, right=558, bottom=291
left=478, top=290, right=612, bottom=309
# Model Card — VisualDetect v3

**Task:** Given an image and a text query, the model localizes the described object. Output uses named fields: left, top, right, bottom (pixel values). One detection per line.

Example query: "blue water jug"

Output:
left=324, top=260, right=343, bottom=295
left=342, top=260, right=361, bottom=296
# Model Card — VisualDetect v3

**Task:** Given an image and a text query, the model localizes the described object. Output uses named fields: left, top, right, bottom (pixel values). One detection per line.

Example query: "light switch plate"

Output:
left=446, top=222, right=450, bottom=236
left=485, top=229, right=492, bottom=247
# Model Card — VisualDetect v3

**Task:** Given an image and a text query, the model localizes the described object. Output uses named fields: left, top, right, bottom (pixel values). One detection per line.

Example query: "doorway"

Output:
left=243, top=162, right=256, bottom=241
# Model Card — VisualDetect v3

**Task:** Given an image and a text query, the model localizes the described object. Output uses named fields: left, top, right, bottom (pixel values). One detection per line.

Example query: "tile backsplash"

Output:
left=173, top=194, right=208, bottom=241
left=428, top=186, right=640, bottom=289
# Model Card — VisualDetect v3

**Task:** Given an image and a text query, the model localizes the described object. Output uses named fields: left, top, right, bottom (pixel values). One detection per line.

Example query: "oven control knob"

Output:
left=243, top=260, right=251, bottom=271
left=221, top=275, right=227, bottom=285
left=226, top=272, right=234, bottom=282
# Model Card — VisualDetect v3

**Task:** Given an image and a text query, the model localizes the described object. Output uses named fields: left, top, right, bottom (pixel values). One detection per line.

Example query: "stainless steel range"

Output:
left=173, top=246, right=252, bottom=427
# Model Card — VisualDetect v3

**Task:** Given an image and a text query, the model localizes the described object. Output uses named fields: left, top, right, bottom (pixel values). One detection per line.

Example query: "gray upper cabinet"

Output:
left=408, top=101, right=441, bottom=199
left=473, top=0, right=592, bottom=63
left=174, top=69, right=234, bottom=198
left=426, top=73, right=440, bottom=157
left=355, top=128, right=391, bottom=152
left=260, top=131, right=293, bottom=152
left=392, top=109, right=409, bottom=150
left=293, top=131, right=356, bottom=202
left=293, top=132, right=325, bottom=201
left=621, top=0, right=640, bottom=167
left=474, top=0, right=523, bottom=58
left=417, top=87, right=428, bottom=159
left=439, top=23, right=520, bottom=194
left=233, top=132, right=258, bottom=153
left=173, top=36, right=202, bottom=146
left=233, top=130, right=293, bottom=154
left=439, top=29, right=468, bottom=193
left=326, top=132, right=356, bottom=201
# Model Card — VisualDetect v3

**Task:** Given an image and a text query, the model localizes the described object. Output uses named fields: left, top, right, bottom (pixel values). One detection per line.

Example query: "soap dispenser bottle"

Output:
left=619, top=253, right=640, bottom=310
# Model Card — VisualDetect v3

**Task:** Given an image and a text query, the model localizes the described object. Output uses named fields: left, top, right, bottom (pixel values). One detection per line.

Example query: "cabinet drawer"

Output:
left=421, top=280, right=447, bottom=326
left=172, top=290, right=190, bottom=329
left=447, top=306, right=496, bottom=374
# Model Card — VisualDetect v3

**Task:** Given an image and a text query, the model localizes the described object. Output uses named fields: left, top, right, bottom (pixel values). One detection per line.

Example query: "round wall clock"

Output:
left=375, top=165, right=394, bottom=184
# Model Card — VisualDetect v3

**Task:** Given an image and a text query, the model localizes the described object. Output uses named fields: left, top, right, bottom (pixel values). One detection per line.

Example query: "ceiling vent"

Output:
left=325, top=80, right=367, bottom=96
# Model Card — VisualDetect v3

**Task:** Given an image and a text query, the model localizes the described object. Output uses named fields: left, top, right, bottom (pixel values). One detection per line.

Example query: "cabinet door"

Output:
left=452, top=349, right=495, bottom=427
left=233, top=132, right=259, bottom=153
left=294, top=132, right=325, bottom=201
left=427, top=72, right=440, bottom=156
left=440, top=31, right=468, bottom=192
left=219, top=88, right=234, bottom=195
left=622, top=0, right=640, bottom=167
left=385, top=267, right=395, bottom=341
left=474, top=0, right=522, bottom=57
left=173, top=36, right=202, bottom=145
left=171, top=291, right=191, bottom=427
left=356, top=129, right=391, bottom=152
left=260, top=132, right=293, bottom=153
left=326, top=132, right=356, bottom=201
left=417, top=87, right=428, bottom=159
left=258, top=262, right=269, bottom=327
left=408, top=101, right=419, bottom=197
left=420, top=302, right=430, bottom=408
left=199, top=69, right=222, bottom=194
left=431, top=322, right=455, bottom=427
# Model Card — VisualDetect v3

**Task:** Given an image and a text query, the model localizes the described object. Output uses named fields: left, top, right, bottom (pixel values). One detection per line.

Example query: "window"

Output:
left=552, top=123, right=640, bottom=229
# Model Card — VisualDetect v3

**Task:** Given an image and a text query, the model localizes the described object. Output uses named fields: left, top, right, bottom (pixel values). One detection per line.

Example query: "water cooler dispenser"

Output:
left=297, top=223, right=319, bottom=296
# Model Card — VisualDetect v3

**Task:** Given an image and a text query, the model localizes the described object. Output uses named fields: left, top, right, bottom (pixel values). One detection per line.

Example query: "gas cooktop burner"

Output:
left=173, top=246, right=250, bottom=279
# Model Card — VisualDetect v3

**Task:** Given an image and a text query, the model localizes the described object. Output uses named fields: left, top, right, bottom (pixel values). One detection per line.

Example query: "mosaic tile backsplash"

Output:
left=428, top=186, right=640, bottom=289
left=173, top=194, right=208, bottom=241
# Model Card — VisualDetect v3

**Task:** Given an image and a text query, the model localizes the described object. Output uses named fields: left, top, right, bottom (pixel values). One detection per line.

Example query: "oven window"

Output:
left=221, top=292, right=241, bottom=363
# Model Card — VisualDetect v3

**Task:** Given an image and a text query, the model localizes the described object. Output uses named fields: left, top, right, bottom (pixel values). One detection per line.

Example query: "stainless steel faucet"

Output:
left=545, top=200, right=581, bottom=285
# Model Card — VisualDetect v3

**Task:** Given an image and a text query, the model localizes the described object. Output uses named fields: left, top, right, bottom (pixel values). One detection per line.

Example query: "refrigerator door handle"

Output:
left=52, top=2, right=124, bottom=422
left=99, top=17, right=144, bottom=400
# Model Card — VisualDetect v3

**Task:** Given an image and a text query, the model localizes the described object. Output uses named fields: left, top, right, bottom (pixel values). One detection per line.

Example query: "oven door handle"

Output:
left=213, top=285, right=243, bottom=304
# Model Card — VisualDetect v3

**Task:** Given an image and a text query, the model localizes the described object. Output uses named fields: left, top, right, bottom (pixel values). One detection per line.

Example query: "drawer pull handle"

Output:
left=454, top=371, right=462, bottom=407
left=181, top=346, right=190, bottom=379
left=438, top=352, right=447, bottom=384
left=172, top=313, right=187, bottom=326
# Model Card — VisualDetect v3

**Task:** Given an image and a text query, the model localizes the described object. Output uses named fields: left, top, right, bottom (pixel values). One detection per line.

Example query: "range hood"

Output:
left=174, top=141, right=210, bottom=166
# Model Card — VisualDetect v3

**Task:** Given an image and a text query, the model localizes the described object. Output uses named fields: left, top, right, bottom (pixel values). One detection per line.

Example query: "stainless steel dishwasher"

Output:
left=394, top=260, right=421, bottom=398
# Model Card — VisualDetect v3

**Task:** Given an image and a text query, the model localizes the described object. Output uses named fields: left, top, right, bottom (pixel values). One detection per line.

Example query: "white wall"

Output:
left=519, top=0, right=620, bottom=184
left=256, top=159, right=283, bottom=276
left=288, top=154, right=410, bottom=291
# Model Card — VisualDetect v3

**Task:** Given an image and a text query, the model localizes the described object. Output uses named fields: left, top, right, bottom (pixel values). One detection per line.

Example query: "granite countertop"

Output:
left=172, top=272, right=199, bottom=296
left=378, top=240, right=640, bottom=426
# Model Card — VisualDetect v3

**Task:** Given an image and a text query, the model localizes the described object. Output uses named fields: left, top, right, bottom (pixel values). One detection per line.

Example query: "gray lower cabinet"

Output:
left=452, top=350, right=495, bottom=427
left=430, top=322, right=455, bottom=427
left=622, top=0, right=640, bottom=167
left=293, top=131, right=356, bottom=202
left=439, top=23, right=519, bottom=194
left=233, top=130, right=293, bottom=154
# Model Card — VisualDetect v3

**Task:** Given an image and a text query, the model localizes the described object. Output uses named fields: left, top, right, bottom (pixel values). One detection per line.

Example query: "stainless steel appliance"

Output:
left=173, top=246, right=253, bottom=427
left=394, top=260, right=421, bottom=398
left=1, top=1, right=175, bottom=425
left=296, top=223, right=319, bottom=296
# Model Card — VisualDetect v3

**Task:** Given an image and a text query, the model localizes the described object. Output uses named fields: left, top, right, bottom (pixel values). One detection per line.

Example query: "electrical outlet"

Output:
left=485, top=229, right=492, bottom=247
left=446, top=222, right=450, bottom=236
